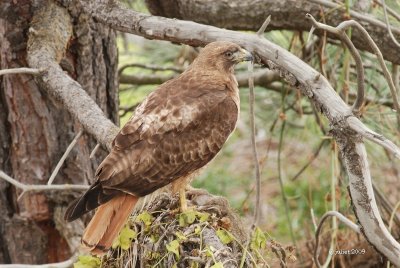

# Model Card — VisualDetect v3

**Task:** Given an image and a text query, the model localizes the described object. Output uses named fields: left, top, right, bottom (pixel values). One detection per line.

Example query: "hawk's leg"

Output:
left=179, top=187, right=189, bottom=212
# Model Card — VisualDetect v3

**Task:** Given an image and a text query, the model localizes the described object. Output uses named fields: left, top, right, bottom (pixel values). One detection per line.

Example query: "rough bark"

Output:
left=0, top=0, right=118, bottom=264
left=145, top=0, right=400, bottom=65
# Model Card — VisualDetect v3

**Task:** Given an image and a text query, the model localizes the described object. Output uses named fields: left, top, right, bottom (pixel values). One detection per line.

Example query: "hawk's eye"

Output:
left=225, top=51, right=233, bottom=57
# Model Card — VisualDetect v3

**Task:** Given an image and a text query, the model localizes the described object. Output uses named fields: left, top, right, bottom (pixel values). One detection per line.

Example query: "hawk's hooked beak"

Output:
left=234, top=48, right=254, bottom=63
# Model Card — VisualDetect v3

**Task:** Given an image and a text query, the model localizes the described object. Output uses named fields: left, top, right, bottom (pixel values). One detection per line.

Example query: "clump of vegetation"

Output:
left=74, top=190, right=295, bottom=267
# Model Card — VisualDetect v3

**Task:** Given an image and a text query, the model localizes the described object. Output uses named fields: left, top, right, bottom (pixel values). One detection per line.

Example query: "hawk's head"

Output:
left=193, top=41, right=253, bottom=73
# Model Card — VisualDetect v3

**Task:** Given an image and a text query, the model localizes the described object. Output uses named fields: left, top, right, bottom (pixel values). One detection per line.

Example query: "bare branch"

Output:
left=0, top=170, right=88, bottom=193
left=119, top=63, right=183, bottom=75
left=381, top=0, right=400, bottom=47
left=27, top=2, right=119, bottom=150
left=314, top=211, right=360, bottom=268
left=306, top=14, right=365, bottom=115
left=47, top=130, right=83, bottom=185
left=89, top=143, right=101, bottom=159
left=247, top=62, right=261, bottom=226
left=373, top=0, right=400, bottom=22
left=0, top=67, right=40, bottom=76
left=347, top=116, right=400, bottom=159
left=256, top=15, right=271, bottom=37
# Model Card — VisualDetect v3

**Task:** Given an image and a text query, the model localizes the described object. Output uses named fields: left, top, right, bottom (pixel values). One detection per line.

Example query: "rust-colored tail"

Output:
left=81, top=194, right=138, bottom=256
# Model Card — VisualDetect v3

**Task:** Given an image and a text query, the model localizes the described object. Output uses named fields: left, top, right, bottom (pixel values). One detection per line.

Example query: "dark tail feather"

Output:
left=64, top=182, right=116, bottom=222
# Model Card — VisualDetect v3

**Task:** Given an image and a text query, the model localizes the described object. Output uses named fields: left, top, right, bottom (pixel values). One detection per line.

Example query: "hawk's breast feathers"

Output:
left=97, top=68, right=239, bottom=197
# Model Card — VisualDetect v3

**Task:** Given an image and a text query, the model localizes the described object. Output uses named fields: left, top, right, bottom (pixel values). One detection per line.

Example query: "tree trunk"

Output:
left=0, top=1, right=118, bottom=264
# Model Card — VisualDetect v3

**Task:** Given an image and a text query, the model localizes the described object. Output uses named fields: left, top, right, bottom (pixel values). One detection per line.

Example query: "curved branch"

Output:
left=145, top=0, right=400, bottom=64
left=314, top=211, right=360, bottom=268
left=306, top=14, right=365, bottom=115
left=26, top=2, right=119, bottom=150
left=75, top=1, right=400, bottom=264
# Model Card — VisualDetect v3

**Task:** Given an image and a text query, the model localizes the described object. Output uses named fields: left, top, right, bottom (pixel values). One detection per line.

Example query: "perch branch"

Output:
left=76, top=1, right=400, bottom=264
left=145, top=0, right=400, bottom=64
left=0, top=67, right=41, bottom=76
left=0, top=170, right=88, bottom=192
left=47, top=130, right=83, bottom=185
left=314, top=211, right=360, bottom=268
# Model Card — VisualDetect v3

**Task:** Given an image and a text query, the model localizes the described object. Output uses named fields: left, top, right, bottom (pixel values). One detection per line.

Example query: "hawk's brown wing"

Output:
left=99, top=86, right=238, bottom=196
left=65, top=80, right=238, bottom=221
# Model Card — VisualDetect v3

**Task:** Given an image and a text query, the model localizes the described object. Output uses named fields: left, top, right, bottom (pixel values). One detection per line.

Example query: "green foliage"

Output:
left=178, top=209, right=209, bottom=227
left=166, top=239, right=180, bottom=259
left=74, top=255, right=101, bottom=268
left=135, top=211, right=154, bottom=229
left=216, top=229, right=234, bottom=244
left=112, top=224, right=137, bottom=250
left=250, top=227, right=267, bottom=250
left=210, top=262, right=224, bottom=268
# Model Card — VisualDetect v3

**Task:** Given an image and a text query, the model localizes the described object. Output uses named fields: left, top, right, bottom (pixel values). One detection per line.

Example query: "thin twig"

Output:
left=314, top=211, right=360, bottom=268
left=0, top=67, right=41, bottom=76
left=248, top=61, right=261, bottom=226
left=347, top=116, right=400, bottom=159
left=291, top=139, right=328, bottom=181
left=0, top=170, right=88, bottom=192
left=381, top=0, right=400, bottom=48
left=256, top=15, right=271, bottom=36
left=90, top=143, right=101, bottom=159
left=373, top=0, right=400, bottom=22
left=306, top=14, right=365, bottom=114
left=48, top=130, right=83, bottom=185
left=118, top=63, right=183, bottom=75
left=307, top=13, right=400, bottom=127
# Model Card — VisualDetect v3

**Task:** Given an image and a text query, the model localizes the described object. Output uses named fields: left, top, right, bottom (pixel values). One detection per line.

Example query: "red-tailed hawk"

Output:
left=65, top=41, right=253, bottom=255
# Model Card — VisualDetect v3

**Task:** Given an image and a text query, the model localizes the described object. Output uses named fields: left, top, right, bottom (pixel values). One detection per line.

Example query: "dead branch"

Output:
left=0, top=170, right=88, bottom=193
left=0, top=67, right=40, bottom=76
left=381, top=0, right=400, bottom=47
left=26, top=2, right=119, bottom=150
left=118, top=63, right=183, bottom=74
left=247, top=61, right=261, bottom=226
left=309, top=15, right=400, bottom=128
left=120, top=73, right=177, bottom=85
left=120, top=68, right=281, bottom=89
left=314, top=211, right=360, bottom=268
left=74, top=1, right=400, bottom=264
left=145, top=0, right=400, bottom=64
left=47, top=130, right=83, bottom=185
left=306, top=14, right=365, bottom=115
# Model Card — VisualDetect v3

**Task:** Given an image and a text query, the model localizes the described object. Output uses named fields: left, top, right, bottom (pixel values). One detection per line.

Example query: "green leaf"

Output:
left=251, top=227, right=267, bottom=250
left=210, top=262, right=224, bottom=268
left=194, top=226, right=202, bottom=235
left=74, top=255, right=101, bottom=268
left=216, top=229, right=234, bottom=244
left=166, top=239, right=180, bottom=259
left=175, top=231, right=187, bottom=241
left=178, top=210, right=196, bottom=226
left=196, top=211, right=210, bottom=222
left=135, top=211, right=154, bottom=227
left=112, top=225, right=137, bottom=250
